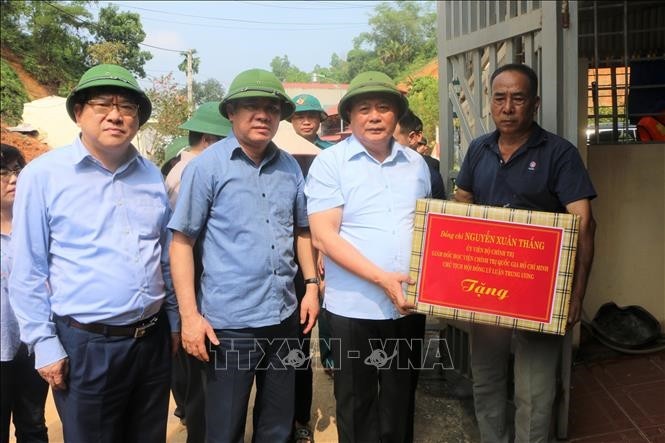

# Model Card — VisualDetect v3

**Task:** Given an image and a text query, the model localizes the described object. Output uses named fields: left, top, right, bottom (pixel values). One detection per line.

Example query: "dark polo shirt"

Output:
left=456, top=123, right=596, bottom=212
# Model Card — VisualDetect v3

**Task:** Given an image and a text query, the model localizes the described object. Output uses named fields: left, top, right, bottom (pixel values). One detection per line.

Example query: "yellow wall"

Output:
left=586, top=143, right=665, bottom=324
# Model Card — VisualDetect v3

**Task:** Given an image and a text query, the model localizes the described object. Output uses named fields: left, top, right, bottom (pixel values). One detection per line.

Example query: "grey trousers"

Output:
left=470, top=323, right=563, bottom=443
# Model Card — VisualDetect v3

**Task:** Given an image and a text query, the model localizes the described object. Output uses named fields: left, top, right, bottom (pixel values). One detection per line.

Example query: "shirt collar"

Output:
left=227, top=135, right=280, bottom=167
left=485, top=122, right=548, bottom=153
left=71, top=134, right=141, bottom=171
left=345, top=135, right=410, bottom=164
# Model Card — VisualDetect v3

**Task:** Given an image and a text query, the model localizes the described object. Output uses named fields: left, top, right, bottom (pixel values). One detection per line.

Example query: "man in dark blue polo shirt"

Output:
left=455, top=63, right=596, bottom=443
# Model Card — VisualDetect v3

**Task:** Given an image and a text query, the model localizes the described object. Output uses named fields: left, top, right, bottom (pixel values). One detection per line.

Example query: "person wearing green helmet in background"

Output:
left=289, top=94, right=334, bottom=150
left=161, top=135, right=189, bottom=177
left=305, top=71, right=431, bottom=442
left=166, top=101, right=231, bottom=442
left=288, top=93, right=335, bottom=443
left=9, top=64, right=179, bottom=442
left=165, top=102, right=232, bottom=208
left=168, top=68, right=319, bottom=442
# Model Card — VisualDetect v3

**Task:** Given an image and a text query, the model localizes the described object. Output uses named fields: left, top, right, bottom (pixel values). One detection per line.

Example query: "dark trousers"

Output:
left=326, top=311, right=413, bottom=443
left=396, top=314, right=427, bottom=443
left=293, top=326, right=313, bottom=426
left=172, top=347, right=206, bottom=443
left=205, top=312, right=299, bottom=443
left=53, top=313, right=172, bottom=443
left=0, top=344, right=48, bottom=443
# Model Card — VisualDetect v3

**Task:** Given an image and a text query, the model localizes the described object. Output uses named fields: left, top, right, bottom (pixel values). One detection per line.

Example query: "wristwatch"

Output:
left=304, top=277, right=320, bottom=285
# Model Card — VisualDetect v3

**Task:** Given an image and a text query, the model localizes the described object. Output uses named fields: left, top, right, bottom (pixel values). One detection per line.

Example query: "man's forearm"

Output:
left=571, top=214, right=596, bottom=302
left=169, top=234, right=198, bottom=318
left=296, top=228, right=318, bottom=280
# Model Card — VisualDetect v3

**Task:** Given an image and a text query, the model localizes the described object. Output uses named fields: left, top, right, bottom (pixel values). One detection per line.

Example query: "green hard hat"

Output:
left=290, top=94, right=328, bottom=121
left=66, top=64, right=152, bottom=126
left=220, top=69, right=295, bottom=120
left=161, top=135, right=189, bottom=167
left=179, top=102, right=232, bottom=137
left=337, top=71, right=408, bottom=123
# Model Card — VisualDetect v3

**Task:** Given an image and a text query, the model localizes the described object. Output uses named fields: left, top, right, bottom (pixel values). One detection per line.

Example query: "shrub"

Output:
left=0, top=59, right=29, bottom=125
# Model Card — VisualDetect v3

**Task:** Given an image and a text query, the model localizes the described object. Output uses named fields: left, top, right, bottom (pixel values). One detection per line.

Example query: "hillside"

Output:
left=1, top=47, right=53, bottom=159
left=1, top=46, right=51, bottom=100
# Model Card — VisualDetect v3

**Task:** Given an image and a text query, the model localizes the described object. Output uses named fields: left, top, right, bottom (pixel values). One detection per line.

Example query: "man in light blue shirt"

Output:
left=168, top=69, right=319, bottom=442
left=9, top=64, right=178, bottom=443
left=305, top=71, right=431, bottom=442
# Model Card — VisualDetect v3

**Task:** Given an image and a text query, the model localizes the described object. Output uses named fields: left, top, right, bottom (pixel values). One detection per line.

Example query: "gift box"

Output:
left=406, top=199, right=580, bottom=335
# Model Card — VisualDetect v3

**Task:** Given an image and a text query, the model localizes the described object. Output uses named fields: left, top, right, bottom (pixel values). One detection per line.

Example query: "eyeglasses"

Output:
left=86, top=99, right=139, bottom=117
left=0, top=165, right=22, bottom=181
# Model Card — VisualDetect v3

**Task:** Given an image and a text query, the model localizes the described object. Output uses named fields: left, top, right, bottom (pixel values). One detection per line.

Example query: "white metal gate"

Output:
left=437, top=0, right=580, bottom=190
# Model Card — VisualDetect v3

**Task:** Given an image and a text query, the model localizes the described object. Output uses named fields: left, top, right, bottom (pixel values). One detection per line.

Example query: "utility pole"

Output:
left=186, top=49, right=193, bottom=114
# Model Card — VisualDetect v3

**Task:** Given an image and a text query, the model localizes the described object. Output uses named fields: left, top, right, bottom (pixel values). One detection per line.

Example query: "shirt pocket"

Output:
left=127, top=197, right=167, bottom=239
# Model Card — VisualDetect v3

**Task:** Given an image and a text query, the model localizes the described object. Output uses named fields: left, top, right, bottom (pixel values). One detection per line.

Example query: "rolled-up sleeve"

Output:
left=9, top=166, right=67, bottom=369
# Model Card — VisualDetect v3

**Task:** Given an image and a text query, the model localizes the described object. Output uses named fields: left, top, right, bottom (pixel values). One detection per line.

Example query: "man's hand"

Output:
left=171, top=332, right=181, bottom=357
left=378, top=272, right=416, bottom=315
left=567, top=296, right=583, bottom=328
left=300, top=286, right=320, bottom=335
left=180, top=312, right=219, bottom=362
left=38, top=357, right=69, bottom=390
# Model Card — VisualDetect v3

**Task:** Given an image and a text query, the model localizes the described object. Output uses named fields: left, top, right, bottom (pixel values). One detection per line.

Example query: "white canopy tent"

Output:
left=21, top=96, right=79, bottom=148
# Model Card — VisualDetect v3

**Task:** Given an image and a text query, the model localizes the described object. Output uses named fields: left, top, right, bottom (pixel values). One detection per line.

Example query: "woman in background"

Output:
left=0, top=143, right=48, bottom=443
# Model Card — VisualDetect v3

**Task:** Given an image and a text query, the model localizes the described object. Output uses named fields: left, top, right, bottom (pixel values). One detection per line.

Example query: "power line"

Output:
left=44, top=2, right=187, bottom=53
left=140, top=42, right=187, bottom=53
left=137, top=15, right=364, bottom=31
left=235, top=1, right=377, bottom=10
left=106, top=2, right=367, bottom=26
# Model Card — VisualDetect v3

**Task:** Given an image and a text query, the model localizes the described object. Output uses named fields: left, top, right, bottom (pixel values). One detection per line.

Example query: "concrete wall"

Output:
left=586, top=143, right=665, bottom=324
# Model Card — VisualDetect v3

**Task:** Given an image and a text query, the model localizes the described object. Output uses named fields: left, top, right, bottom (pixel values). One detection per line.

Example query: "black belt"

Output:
left=57, top=313, right=160, bottom=338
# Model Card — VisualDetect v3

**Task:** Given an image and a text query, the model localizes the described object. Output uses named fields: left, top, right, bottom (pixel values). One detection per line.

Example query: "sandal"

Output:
left=293, top=426, right=314, bottom=443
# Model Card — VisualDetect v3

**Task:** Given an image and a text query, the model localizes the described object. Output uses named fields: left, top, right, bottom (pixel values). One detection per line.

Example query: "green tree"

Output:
left=87, top=41, right=127, bottom=65
left=3, top=1, right=93, bottom=94
left=313, top=53, right=351, bottom=83
left=178, top=49, right=200, bottom=76
left=270, top=55, right=310, bottom=82
left=0, top=59, right=30, bottom=125
left=144, top=73, right=189, bottom=163
left=353, top=1, right=436, bottom=79
left=92, top=5, right=153, bottom=78
left=404, top=76, right=439, bottom=143
left=189, top=78, right=225, bottom=106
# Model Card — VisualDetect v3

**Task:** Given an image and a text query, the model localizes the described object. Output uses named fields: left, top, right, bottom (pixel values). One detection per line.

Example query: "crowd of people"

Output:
left=1, top=61, right=595, bottom=443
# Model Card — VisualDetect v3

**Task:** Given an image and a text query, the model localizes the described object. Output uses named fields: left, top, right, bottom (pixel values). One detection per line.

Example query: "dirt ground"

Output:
left=11, top=324, right=481, bottom=443
left=1, top=124, right=51, bottom=162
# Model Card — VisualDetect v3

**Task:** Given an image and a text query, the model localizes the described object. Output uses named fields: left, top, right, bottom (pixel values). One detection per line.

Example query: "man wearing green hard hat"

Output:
left=165, top=102, right=231, bottom=208
left=161, top=135, right=189, bottom=177
left=165, top=101, right=231, bottom=443
left=168, top=68, right=319, bottom=442
left=305, top=71, right=432, bottom=442
left=9, top=64, right=179, bottom=442
left=289, top=94, right=334, bottom=150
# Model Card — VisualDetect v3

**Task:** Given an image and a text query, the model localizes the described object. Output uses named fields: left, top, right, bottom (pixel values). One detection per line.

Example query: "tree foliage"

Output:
left=1, top=1, right=152, bottom=95
left=0, top=59, right=29, bottom=125
left=1, top=1, right=92, bottom=94
left=270, top=55, right=310, bottom=82
left=348, top=1, right=436, bottom=80
left=144, top=73, right=189, bottom=164
left=87, top=41, right=127, bottom=65
left=188, top=78, right=226, bottom=106
left=404, top=76, right=439, bottom=143
left=178, top=49, right=200, bottom=76
left=90, top=5, right=153, bottom=78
